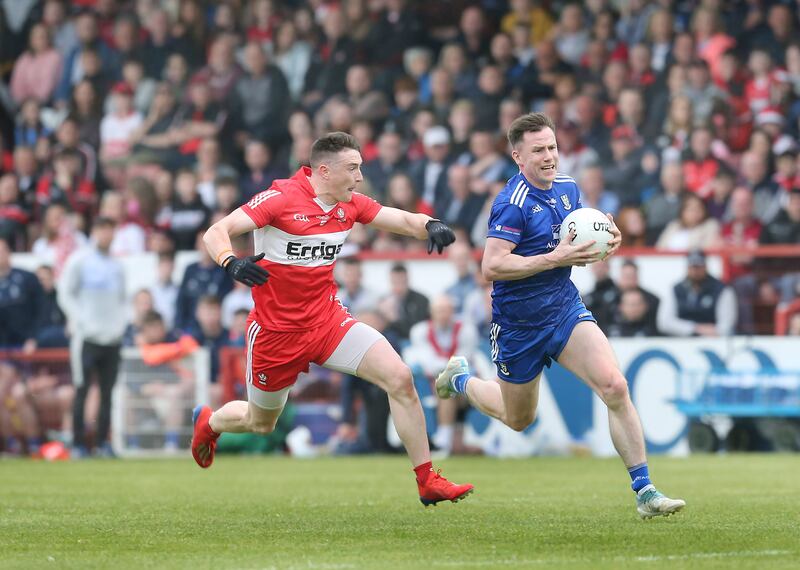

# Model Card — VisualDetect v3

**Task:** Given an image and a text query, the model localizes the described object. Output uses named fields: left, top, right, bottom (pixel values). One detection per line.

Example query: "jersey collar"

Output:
left=519, top=171, right=553, bottom=193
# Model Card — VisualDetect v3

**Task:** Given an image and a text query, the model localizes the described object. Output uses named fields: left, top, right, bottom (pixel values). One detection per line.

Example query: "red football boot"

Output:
left=191, top=405, right=219, bottom=468
left=417, top=468, right=474, bottom=507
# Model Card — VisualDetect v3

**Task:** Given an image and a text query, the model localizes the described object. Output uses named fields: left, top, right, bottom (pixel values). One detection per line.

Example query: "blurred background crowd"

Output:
left=3, top=0, right=800, bottom=457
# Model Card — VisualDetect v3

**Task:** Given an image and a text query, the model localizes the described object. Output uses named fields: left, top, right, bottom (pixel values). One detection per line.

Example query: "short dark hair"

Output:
left=198, top=294, right=221, bottom=307
left=390, top=263, right=407, bottom=274
left=507, top=112, right=556, bottom=147
left=310, top=132, right=361, bottom=168
left=141, top=310, right=164, bottom=327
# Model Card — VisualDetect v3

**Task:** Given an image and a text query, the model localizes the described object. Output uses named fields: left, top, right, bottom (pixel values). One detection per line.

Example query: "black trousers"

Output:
left=72, top=341, right=121, bottom=447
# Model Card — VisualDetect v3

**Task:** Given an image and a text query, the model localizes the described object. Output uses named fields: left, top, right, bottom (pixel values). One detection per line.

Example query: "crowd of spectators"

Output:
left=4, top=0, right=800, bottom=454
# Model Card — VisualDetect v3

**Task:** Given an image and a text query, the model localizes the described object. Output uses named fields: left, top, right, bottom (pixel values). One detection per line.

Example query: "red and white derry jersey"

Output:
left=241, top=167, right=382, bottom=331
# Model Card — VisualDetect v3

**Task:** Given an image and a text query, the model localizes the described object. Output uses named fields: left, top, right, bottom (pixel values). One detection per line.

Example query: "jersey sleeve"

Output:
left=240, top=188, right=287, bottom=228
left=486, top=202, right=526, bottom=245
left=352, top=192, right=382, bottom=224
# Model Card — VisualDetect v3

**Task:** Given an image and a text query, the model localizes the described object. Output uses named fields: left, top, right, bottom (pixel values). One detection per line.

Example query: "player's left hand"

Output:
left=425, top=219, right=456, bottom=254
left=603, top=213, right=621, bottom=260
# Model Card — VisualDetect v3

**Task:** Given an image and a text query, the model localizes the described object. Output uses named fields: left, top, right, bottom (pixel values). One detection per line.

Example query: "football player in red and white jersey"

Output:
left=191, top=132, right=473, bottom=506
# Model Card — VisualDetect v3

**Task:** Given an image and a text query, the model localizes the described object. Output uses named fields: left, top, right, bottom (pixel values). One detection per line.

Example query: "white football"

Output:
left=558, top=207, right=613, bottom=260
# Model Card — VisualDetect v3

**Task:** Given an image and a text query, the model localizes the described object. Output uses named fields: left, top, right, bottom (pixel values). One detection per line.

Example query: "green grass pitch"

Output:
left=1, top=454, right=798, bottom=569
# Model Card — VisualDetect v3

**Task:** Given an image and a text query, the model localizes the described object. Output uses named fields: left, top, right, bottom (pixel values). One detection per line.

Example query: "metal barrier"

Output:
left=111, top=347, right=209, bottom=457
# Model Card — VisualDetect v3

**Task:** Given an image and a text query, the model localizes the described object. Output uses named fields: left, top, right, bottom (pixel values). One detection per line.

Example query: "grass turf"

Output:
left=1, top=454, right=797, bottom=570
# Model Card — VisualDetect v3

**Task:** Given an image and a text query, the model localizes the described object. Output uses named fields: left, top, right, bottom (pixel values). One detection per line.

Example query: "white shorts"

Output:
left=247, top=321, right=384, bottom=410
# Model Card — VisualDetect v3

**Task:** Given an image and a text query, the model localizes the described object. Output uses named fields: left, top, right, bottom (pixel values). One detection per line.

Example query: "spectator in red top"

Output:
left=682, top=126, right=720, bottom=198
left=691, top=7, right=735, bottom=83
left=745, top=48, right=783, bottom=114
left=773, top=149, right=799, bottom=193
left=628, top=43, right=657, bottom=91
left=35, top=150, right=96, bottom=218
left=717, top=186, right=762, bottom=282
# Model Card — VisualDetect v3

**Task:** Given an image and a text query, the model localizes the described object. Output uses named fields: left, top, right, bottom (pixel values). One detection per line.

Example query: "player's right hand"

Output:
left=224, top=253, right=269, bottom=286
left=550, top=230, right=604, bottom=267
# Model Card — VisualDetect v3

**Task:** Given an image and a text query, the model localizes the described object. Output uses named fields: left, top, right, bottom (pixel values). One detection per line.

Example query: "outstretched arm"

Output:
left=368, top=206, right=456, bottom=254
left=368, top=206, right=431, bottom=239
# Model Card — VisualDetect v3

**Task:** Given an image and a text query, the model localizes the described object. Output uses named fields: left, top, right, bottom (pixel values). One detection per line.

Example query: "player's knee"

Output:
left=507, top=411, right=536, bottom=432
left=250, top=420, right=276, bottom=435
left=598, top=372, right=630, bottom=408
left=384, top=364, right=416, bottom=402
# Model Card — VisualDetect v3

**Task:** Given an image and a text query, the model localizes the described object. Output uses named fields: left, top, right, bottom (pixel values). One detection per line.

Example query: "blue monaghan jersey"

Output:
left=487, top=171, right=583, bottom=329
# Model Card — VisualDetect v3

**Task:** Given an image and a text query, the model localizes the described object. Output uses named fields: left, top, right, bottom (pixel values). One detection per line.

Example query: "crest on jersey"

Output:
left=560, top=194, right=572, bottom=210
left=335, top=207, right=346, bottom=222
left=256, top=372, right=268, bottom=385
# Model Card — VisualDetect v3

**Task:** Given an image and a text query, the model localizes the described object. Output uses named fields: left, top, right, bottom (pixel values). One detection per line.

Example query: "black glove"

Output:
left=425, top=219, right=456, bottom=254
left=224, top=252, right=269, bottom=287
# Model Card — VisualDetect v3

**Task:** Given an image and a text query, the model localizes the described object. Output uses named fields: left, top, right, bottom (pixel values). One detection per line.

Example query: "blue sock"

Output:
left=628, top=462, right=652, bottom=493
left=450, top=372, right=471, bottom=394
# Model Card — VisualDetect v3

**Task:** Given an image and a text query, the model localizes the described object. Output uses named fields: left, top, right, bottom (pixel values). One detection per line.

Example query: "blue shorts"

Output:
left=490, top=302, right=596, bottom=384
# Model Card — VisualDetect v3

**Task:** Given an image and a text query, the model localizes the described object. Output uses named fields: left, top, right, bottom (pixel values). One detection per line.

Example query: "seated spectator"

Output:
left=362, top=131, right=409, bottom=203
left=438, top=164, right=486, bottom=235
left=128, top=84, right=181, bottom=168
left=118, top=59, right=156, bottom=117
left=12, top=146, right=39, bottom=212
left=555, top=120, right=599, bottom=181
left=273, top=20, right=313, bottom=102
left=189, top=34, right=242, bottom=104
left=405, top=294, right=491, bottom=455
left=99, top=82, right=143, bottom=190
left=96, top=190, right=145, bottom=256
left=174, top=231, right=233, bottom=331
left=221, top=281, right=255, bottom=330
left=31, top=203, right=87, bottom=277
left=603, top=125, right=646, bottom=206
left=0, top=174, right=28, bottom=250
left=35, top=149, right=96, bottom=218
left=608, top=289, right=659, bottom=337
left=34, top=265, right=68, bottom=348
left=378, top=263, right=430, bottom=343
left=10, top=22, right=63, bottom=105
left=214, top=178, right=241, bottom=215
left=444, top=240, right=478, bottom=316
left=656, top=193, right=720, bottom=251
left=579, top=166, right=620, bottom=216
left=240, top=141, right=288, bottom=203
left=705, top=167, right=736, bottom=221
left=410, top=126, right=453, bottom=215
left=644, top=160, right=684, bottom=242
left=740, top=150, right=781, bottom=224
left=194, top=138, right=238, bottom=210
left=717, top=187, right=762, bottom=282
left=616, top=206, right=649, bottom=247
left=616, top=259, right=660, bottom=333
left=681, top=126, right=721, bottom=199
left=123, top=289, right=156, bottom=347
left=15, top=99, right=52, bottom=148
left=0, top=237, right=44, bottom=351
left=583, top=260, right=619, bottom=334
left=760, top=187, right=800, bottom=245
left=658, top=250, right=737, bottom=337
left=173, top=81, right=228, bottom=166
left=150, top=252, right=178, bottom=330
left=448, top=99, right=478, bottom=157
left=186, top=294, right=230, bottom=407
left=167, top=170, right=210, bottom=251
left=69, top=80, right=102, bottom=152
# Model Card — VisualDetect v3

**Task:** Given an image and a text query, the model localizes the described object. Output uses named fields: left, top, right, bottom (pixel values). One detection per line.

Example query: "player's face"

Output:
left=512, top=128, right=559, bottom=189
left=324, top=149, right=364, bottom=202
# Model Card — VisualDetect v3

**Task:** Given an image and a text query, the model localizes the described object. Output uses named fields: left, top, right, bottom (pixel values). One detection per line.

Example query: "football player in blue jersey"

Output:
left=436, top=113, right=685, bottom=519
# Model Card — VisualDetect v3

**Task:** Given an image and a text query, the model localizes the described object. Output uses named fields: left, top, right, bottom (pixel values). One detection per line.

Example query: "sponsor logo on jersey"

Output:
left=286, top=241, right=343, bottom=261
left=494, top=224, right=521, bottom=235
left=247, top=189, right=280, bottom=209
left=551, top=224, right=561, bottom=239
left=531, top=203, right=543, bottom=214
left=316, top=215, right=331, bottom=225
left=560, top=194, right=572, bottom=210
left=340, top=316, right=353, bottom=327
left=577, top=311, right=592, bottom=319
left=293, top=213, right=310, bottom=222
left=499, top=362, right=509, bottom=376
left=546, top=197, right=557, bottom=209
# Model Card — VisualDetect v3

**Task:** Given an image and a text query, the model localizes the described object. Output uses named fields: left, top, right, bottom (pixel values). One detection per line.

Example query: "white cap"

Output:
left=423, top=126, right=451, bottom=148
